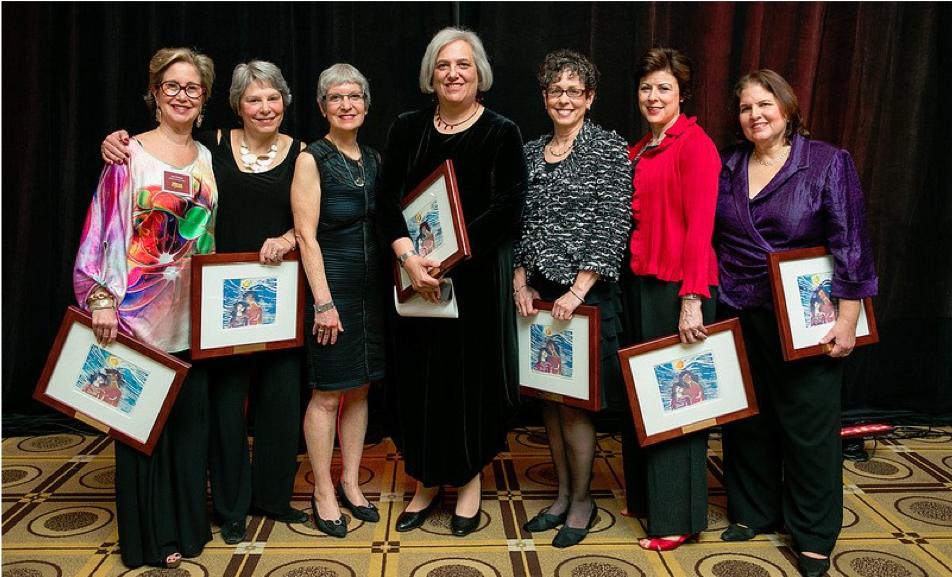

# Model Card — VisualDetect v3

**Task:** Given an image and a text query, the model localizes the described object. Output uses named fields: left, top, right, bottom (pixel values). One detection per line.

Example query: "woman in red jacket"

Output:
left=620, top=46, right=720, bottom=551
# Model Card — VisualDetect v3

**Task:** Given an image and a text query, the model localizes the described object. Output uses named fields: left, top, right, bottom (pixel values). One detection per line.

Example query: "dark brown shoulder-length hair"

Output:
left=730, top=69, right=810, bottom=143
left=634, top=45, right=693, bottom=103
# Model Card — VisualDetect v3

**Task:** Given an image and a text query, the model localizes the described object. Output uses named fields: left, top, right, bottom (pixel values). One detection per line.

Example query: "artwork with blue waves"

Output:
left=652, top=350, right=718, bottom=413
left=797, top=273, right=838, bottom=328
left=407, top=200, right=445, bottom=258
left=530, top=323, right=573, bottom=379
left=75, top=344, right=147, bottom=414
left=222, top=277, right=278, bottom=329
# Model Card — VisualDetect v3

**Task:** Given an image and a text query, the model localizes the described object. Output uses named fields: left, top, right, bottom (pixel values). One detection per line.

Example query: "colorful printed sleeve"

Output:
left=73, top=163, right=134, bottom=308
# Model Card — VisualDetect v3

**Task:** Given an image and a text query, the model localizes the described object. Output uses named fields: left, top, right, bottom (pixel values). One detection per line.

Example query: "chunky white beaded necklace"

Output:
left=240, top=137, right=279, bottom=173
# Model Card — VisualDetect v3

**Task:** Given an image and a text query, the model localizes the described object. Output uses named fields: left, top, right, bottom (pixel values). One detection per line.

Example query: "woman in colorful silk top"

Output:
left=513, top=49, right=631, bottom=548
left=101, top=60, right=309, bottom=546
left=74, top=47, right=217, bottom=569
left=619, top=46, right=721, bottom=552
left=713, top=69, right=877, bottom=577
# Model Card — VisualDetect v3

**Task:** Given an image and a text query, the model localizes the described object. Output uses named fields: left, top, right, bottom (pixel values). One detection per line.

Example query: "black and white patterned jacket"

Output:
left=515, top=119, right=633, bottom=285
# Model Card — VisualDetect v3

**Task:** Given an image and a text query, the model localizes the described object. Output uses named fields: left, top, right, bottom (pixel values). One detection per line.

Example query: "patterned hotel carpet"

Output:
left=3, top=428, right=952, bottom=576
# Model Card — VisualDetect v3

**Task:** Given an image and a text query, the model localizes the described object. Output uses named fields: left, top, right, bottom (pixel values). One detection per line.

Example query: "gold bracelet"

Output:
left=88, top=298, right=116, bottom=312
left=569, top=288, right=584, bottom=303
left=279, top=236, right=295, bottom=250
left=681, top=293, right=701, bottom=301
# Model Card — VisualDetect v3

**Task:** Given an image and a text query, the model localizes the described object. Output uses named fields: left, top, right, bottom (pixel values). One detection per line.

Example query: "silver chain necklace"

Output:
left=328, top=138, right=365, bottom=187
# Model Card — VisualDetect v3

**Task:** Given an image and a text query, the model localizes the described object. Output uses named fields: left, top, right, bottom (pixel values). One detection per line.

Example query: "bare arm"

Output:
left=290, top=152, right=343, bottom=345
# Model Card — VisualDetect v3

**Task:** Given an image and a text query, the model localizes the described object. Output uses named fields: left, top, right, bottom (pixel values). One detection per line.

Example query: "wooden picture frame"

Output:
left=619, top=318, right=758, bottom=447
left=518, top=300, right=601, bottom=411
left=33, top=306, right=190, bottom=455
left=767, top=246, right=879, bottom=361
left=190, top=252, right=305, bottom=359
left=394, top=160, right=471, bottom=303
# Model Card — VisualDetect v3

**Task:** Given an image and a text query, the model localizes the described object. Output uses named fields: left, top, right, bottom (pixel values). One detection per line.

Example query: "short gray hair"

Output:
left=418, top=27, right=493, bottom=94
left=228, top=60, right=292, bottom=115
left=316, top=63, right=371, bottom=109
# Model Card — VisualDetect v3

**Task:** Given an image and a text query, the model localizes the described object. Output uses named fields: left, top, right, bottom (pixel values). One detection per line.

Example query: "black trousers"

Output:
left=620, top=275, right=715, bottom=536
left=115, top=358, right=211, bottom=567
left=719, top=306, right=844, bottom=555
left=207, top=349, right=302, bottom=523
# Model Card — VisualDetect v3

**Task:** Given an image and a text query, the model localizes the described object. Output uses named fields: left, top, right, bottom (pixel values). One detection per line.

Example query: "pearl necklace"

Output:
left=435, top=104, right=481, bottom=130
left=240, top=137, right=279, bottom=173
left=753, top=146, right=790, bottom=167
left=547, top=139, right=574, bottom=158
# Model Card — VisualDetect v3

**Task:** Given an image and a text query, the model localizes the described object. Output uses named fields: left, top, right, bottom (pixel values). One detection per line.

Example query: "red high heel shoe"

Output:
left=639, top=534, right=695, bottom=551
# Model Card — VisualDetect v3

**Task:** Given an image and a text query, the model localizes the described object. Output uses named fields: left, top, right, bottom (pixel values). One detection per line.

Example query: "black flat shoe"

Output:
left=797, top=553, right=830, bottom=577
left=721, top=523, right=757, bottom=541
left=523, top=507, right=568, bottom=532
left=552, top=502, right=598, bottom=548
left=274, top=508, right=309, bottom=524
left=395, top=488, right=442, bottom=532
left=220, top=519, right=246, bottom=544
left=451, top=509, right=481, bottom=537
left=310, top=495, right=347, bottom=538
left=338, top=483, right=380, bottom=523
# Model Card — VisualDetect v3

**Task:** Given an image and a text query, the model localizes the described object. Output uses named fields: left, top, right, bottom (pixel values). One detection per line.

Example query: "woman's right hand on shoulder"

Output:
left=91, top=308, right=119, bottom=346
left=102, top=130, right=131, bottom=165
left=404, top=254, right=442, bottom=303
left=513, top=284, right=540, bottom=317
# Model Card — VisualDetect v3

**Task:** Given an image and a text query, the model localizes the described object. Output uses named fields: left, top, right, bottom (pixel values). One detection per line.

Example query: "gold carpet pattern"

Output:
left=3, top=428, right=952, bottom=576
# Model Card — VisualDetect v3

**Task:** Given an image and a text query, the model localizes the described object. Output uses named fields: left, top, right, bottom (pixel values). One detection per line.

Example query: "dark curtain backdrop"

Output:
left=3, top=2, right=950, bottom=426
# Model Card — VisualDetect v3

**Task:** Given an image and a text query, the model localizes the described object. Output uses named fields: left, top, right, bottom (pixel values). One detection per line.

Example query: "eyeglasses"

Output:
left=325, top=93, right=365, bottom=105
left=158, top=81, right=205, bottom=99
left=545, top=87, right=588, bottom=100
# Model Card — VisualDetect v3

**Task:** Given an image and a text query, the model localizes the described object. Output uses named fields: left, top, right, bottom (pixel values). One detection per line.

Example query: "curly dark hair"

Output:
left=537, top=49, right=600, bottom=91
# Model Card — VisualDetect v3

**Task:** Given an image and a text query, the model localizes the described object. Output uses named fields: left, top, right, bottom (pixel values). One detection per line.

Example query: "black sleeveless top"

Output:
left=196, top=129, right=302, bottom=252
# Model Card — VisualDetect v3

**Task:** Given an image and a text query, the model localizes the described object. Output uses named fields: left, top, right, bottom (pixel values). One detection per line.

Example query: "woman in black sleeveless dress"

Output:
left=292, top=64, right=386, bottom=539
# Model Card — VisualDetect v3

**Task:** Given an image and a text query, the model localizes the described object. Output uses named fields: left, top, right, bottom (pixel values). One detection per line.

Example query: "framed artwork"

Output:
left=190, top=252, right=305, bottom=359
left=618, top=318, right=758, bottom=447
left=517, top=300, right=601, bottom=411
left=394, top=160, right=471, bottom=303
left=767, top=246, right=879, bottom=361
left=33, top=306, right=190, bottom=455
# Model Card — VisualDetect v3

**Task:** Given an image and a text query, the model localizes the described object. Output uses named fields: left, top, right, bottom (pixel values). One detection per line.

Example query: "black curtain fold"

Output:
left=3, top=2, right=949, bottom=423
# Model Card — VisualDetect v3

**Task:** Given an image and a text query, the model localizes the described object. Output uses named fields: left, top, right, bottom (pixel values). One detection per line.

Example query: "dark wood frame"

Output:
left=33, top=306, right=190, bottom=455
left=618, top=318, right=758, bottom=447
left=190, top=251, right=305, bottom=359
left=767, top=246, right=879, bottom=361
left=519, top=300, right=602, bottom=411
left=394, top=160, right=471, bottom=303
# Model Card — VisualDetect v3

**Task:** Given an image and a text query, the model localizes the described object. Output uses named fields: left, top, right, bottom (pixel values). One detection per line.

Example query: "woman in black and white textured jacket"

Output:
left=513, top=49, right=632, bottom=549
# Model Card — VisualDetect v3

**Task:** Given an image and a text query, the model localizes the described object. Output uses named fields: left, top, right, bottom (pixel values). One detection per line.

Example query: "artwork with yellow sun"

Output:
left=222, top=277, right=278, bottom=329
left=651, top=351, right=717, bottom=413
left=75, top=345, right=147, bottom=414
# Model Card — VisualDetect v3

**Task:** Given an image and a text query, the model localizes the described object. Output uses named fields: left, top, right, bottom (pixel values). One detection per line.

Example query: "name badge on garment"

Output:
left=163, top=171, right=192, bottom=196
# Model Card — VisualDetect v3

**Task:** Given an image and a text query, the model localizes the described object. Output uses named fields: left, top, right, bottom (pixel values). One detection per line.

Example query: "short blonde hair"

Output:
left=418, top=27, right=493, bottom=94
left=143, top=47, right=215, bottom=112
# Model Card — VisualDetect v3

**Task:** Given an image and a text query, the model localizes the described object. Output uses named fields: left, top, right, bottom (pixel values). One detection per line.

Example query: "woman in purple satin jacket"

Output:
left=713, top=70, right=877, bottom=577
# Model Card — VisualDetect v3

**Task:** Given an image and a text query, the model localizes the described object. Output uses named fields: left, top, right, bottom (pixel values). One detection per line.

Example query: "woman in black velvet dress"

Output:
left=376, top=26, right=529, bottom=537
